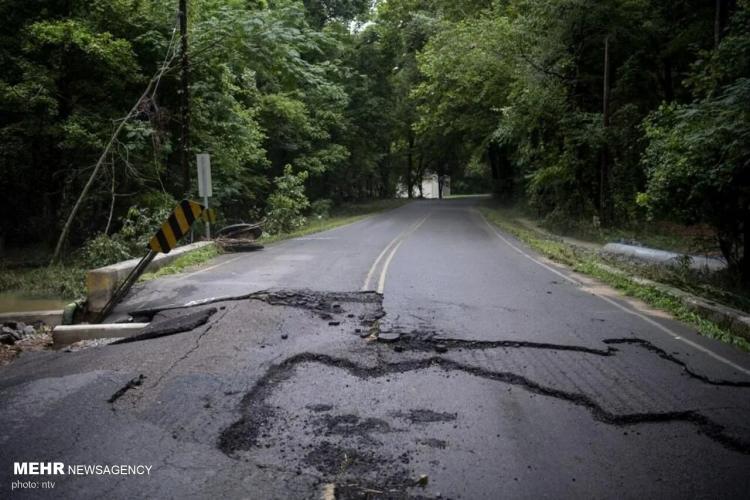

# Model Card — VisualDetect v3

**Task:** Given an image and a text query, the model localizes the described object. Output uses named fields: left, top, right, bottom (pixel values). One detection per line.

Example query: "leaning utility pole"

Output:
left=179, top=0, right=190, bottom=195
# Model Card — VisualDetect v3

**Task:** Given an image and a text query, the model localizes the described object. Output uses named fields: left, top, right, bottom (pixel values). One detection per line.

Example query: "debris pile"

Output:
left=0, top=321, right=37, bottom=345
left=215, top=222, right=264, bottom=253
left=0, top=321, right=53, bottom=366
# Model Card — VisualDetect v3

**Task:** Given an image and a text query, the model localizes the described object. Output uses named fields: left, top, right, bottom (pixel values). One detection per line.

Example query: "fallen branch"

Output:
left=50, top=27, right=179, bottom=265
left=50, top=79, right=157, bottom=264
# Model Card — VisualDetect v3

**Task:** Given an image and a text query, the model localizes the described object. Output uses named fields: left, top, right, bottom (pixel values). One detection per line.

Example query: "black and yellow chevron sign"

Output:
left=148, top=200, right=205, bottom=253
left=201, top=208, right=217, bottom=223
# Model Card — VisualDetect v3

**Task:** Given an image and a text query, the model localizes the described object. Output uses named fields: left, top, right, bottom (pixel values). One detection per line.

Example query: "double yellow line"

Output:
left=362, top=214, right=430, bottom=293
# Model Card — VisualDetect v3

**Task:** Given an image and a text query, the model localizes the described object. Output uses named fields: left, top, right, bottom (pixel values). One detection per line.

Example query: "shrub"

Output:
left=265, top=165, right=310, bottom=234
left=117, top=194, right=176, bottom=253
left=79, top=233, right=133, bottom=269
left=310, top=198, right=333, bottom=219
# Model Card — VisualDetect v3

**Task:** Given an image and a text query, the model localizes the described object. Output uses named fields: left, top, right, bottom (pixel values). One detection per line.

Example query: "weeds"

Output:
left=139, top=244, right=221, bottom=281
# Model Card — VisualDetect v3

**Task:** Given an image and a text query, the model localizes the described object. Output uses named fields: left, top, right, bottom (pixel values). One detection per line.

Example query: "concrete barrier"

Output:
left=601, top=243, right=726, bottom=271
left=0, top=309, right=63, bottom=327
left=53, top=323, right=148, bottom=346
left=86, top=242, right=213, bottom=313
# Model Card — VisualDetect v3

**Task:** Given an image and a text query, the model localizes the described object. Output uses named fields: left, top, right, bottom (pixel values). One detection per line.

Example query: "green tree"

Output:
left=641, top=3, right=750, bottom=282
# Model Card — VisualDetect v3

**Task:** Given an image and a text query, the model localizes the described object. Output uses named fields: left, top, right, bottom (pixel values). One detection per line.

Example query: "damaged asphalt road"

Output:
left=1, top=199, right=750, bottom=499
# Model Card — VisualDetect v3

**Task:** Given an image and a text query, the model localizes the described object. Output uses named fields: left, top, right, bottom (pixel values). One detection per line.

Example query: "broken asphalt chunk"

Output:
left=112, top=307, right=217, bottom=344
left=377, top=332, right=401, bottom=343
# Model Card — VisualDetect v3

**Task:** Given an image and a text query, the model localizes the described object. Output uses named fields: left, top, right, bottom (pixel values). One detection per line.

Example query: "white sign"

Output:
left=197, top=153, right=212, bottom=197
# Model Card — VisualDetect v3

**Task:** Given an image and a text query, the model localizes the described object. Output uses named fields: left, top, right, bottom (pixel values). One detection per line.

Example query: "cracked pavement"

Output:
left=1, top=199, right=749, bottom=499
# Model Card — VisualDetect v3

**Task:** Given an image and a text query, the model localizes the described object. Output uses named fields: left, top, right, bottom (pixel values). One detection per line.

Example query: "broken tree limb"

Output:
left=49, top=39, right=179, bottom=265
left=49, top=79, right=156, bottom=265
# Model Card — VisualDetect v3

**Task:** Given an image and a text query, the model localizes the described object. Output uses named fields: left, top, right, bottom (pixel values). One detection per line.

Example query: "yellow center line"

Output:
left=362, top=233, right=406, bottom=291
left=363, top=214, right=430, bottom=292
left=377, top=239, right=405, bottom=294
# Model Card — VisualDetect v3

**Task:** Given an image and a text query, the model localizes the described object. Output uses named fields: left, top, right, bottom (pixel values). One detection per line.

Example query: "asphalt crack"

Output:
left=219, top=353, right=750, bottom=456
left=377, top=332, right=750, bottom=387
left=107, top=374, right=146, bottom=404
left=603, top=338, right=750, bottom=387
left=129, top=289, right=384, bottom=325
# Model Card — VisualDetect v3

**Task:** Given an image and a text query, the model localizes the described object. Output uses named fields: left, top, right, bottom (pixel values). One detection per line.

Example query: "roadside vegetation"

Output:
left=1, top=198, right=409, bottom=299
left=480, top=203, right=750, bottom=352
left=1, top=1, right=749, bottom=322
left=139, top=244, right=221, bottom=281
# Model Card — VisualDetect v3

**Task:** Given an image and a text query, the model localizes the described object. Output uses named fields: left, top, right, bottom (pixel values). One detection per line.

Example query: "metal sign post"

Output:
left=197, top=153, right=212, bottom=239
left=95, top=199, right=208, bottom=322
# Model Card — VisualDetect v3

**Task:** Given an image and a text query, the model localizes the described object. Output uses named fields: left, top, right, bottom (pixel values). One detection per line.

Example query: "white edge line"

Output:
left=176, top=255, right=244, bottom=280
left=477, top=210, right=750, bottom=377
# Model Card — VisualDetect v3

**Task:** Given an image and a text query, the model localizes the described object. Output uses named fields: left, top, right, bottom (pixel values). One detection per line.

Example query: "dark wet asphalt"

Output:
left=1, top=198, right=750, bottom=499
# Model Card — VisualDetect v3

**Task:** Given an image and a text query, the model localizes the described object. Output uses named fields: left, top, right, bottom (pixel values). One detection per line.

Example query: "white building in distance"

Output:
left=397, top=173, right=451, bottom=199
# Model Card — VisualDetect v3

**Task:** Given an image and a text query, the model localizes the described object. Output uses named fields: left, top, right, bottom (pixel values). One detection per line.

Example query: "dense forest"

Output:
left=1, top=0, right=749, bottom=281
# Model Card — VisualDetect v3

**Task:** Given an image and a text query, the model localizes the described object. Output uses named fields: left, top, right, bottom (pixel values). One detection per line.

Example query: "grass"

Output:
left=510, top=207, right=750, bottom=314
left=478, top=203, right=750, bottom=352
left=139, top=243, right=221, bottom=281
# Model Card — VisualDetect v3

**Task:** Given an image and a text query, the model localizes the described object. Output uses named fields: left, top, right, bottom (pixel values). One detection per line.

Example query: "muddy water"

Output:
left=0, top=292, right=68, bottom=313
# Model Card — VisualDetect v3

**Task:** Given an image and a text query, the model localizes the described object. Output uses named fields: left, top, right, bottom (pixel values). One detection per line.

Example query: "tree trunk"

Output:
left=406, top=134, right=414, bottom=198
left=489, top=142, right=513, bottom=199
left=417, top=158, right=424, bottom=198
left=715, top=0, right=738, bottom=48
left=488, top=144, right=499, bottom=182
left=743, top=209, right=750, bottom=285
left=179, top=0, right=191, bottom=195
left=662, top=56, right=674, bottom=102
left=600, top=35, right=611, bottom=224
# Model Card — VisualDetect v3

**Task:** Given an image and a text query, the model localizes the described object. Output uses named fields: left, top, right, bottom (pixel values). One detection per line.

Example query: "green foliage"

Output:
left=79, top=234, right=133, bottom=269
left=2, top=0, right=750, bottom=293
left=310, top=198, right=333, bottom=218
left=117, top=194, right=176, bottom=254
left=640, top=6, right=750, bottom=278
left=0, top=265, right=86, bottom=300
left=265, top=165, right=311, bottom=234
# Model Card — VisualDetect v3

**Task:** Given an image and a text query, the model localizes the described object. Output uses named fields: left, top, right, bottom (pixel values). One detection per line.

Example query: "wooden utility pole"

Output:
left=600, top=35, right=611, bottom=223
left=715, top=0, right=738, bottom=48
left=179, top=0, right=190, bottom=195
left=406, top=133, right=414, bottom=198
